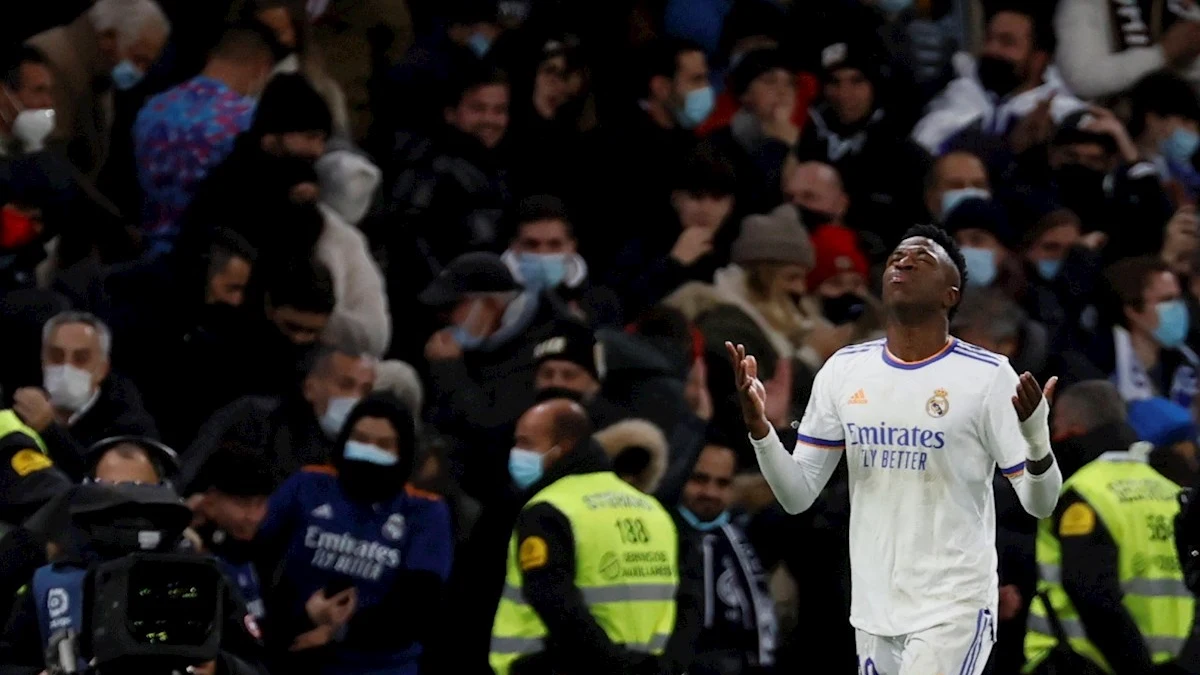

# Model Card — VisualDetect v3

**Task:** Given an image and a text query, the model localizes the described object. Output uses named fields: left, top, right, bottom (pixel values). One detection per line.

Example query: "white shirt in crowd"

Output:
left=751, top=337, right=1061, bottom=637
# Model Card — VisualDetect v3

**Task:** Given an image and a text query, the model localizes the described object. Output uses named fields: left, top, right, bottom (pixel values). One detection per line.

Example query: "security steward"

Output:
left=1024, top=396, right=1200, bottom=674
left=0, top=408, right=69, bottom=533
left=490, top=399, right=696, bottom=675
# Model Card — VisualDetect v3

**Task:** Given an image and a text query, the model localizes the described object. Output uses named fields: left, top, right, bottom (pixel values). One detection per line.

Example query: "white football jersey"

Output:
left=795, top=337, right=1029, bottom=636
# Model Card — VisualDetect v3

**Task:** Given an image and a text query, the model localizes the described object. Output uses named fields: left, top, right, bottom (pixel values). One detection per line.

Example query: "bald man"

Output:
left=92, top=442, right=163, bottom=484
left=490, top=399, right=700, bottom=675
left=783, top=159, right=850, bottom=228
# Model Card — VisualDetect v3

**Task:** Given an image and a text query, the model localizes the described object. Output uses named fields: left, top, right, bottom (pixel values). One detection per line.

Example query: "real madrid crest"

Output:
left=383, top=513, right=406, bottom=541
left=926, top=388, right=949, bottom=418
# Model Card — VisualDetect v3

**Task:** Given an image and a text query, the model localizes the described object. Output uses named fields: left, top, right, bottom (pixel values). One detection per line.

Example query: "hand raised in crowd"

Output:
left=763, top=92, right=800, bottom=146
left=13, top=387, right=55, bottom=432
left=1082, top=107, right=1140, bottom=164
left=726, top=342, right=771, bottom=440
left=684, top=358, right=714, bottom=422
left=670, top=225, right=717, bottom=266
left=1009, top=93, right=1055, bottom=154
left=425, top=329, right=464, bottom=361
left=1079, top=230, right=1108, bottom=250
left=1163, top=204, right=1199, bottom=274
left=1161, top=20, right=1200, bottom=66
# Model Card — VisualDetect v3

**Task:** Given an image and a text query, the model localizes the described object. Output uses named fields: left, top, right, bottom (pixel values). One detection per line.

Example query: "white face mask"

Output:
left=44, top=364, right=95, bottom=411
left=12, top=109, right=55, bottom=151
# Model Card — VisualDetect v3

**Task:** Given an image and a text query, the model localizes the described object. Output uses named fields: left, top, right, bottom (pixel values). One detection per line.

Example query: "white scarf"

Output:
left=1111, top=325, right=1200, bottom=405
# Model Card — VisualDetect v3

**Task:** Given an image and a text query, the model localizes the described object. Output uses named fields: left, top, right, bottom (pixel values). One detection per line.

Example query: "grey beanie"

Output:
left=731, top=205, right=814, bottom=267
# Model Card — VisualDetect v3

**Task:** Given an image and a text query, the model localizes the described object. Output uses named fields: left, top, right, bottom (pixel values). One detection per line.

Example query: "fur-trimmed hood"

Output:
left=593, top=419, right=669, bottom=494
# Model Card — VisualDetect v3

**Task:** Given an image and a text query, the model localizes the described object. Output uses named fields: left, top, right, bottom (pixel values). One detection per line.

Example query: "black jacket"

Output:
left=180, top=395, right=333, bottom=493
left=427, top=292, right=572, bottom=500
left=33, top=373, right=158, bottom=482
left=0, top=429, right=70, bottom=529
left=795, top=104, right=931, bottom=248
left=508, top=440, right=702, bottom=675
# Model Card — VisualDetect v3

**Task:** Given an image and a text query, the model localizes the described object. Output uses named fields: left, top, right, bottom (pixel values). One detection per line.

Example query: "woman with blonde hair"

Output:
left=667, top=204, right=870, bottom=426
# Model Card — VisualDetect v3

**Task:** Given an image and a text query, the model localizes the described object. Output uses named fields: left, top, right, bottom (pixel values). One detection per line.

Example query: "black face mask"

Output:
left=976, top=55, right=1023, bottom=98
left=823, top=293, right=867, bottom=325
left=797, top=206, right=836, bottom=228
left=338, top=460, right=405, bottom=504
left=1053, top=164, right=1106, bottom=220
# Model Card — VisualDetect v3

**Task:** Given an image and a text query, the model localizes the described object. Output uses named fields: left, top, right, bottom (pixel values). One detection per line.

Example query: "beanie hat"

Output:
left=729, top=47, right=791, bottom=97
left=819, top=41, right=880, bottom=85
left=251, top=73, right=333, bottom=137
left=942, top=196, right=1018, bottom=250
left=807, top=224, right=869, bottom=290
left=731, top=204, right=814, bottom=268
left=533, top=320, right=605, bottom=380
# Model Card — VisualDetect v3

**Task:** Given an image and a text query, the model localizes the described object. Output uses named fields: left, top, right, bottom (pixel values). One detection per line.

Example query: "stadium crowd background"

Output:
left=0, top=0, right=1198, bottom=673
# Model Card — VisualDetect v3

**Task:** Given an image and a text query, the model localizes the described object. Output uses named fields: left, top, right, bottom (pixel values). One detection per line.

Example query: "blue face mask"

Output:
left=343, top=440, right=398, bottom=466
left=676, top=86, right=715, bottom=130
left=111, top=60, right=146, bottom=91
left=961, top=247, right=997, bottom=287
left=1154, top=299, right=1191, bottom=348
left=517, top=252, right=567, bottom=289
left=467, top=32, right=492, bottom=58
left=451, top=299, right=487, bottom=350
left=677, top=506, right=731, bottom=532
left=508, top=447, right=547, bottom=489
left=940, top=187, right=990, bottom=220
left=1162, top=127, right=1200, bottom=166
left=319, top=396, right=360, bottom=438
left=1036, top=258, right=1063, bottom=281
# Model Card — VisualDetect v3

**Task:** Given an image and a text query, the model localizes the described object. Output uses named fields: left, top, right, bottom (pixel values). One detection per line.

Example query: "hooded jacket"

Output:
left=256, top=394, right=452, bottom=675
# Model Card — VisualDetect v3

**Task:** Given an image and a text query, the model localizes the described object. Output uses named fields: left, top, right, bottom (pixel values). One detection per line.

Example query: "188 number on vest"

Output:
left=615, top=518, right=651, bottom=544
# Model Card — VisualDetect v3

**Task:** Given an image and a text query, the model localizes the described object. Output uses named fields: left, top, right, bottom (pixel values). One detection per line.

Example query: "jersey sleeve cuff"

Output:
left=794, top=433, right=845, bottom=450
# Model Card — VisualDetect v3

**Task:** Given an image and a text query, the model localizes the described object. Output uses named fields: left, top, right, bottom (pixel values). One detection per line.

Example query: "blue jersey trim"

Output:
left=796, top=433, right=845, bottom=448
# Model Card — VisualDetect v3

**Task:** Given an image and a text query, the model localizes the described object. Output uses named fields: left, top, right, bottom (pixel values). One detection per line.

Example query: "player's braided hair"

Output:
left=900, top=224, right=968, bottom=319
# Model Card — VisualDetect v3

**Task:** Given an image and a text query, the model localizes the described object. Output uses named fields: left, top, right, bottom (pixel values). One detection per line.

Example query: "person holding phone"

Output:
left=255, top=394, right=453, bottom=675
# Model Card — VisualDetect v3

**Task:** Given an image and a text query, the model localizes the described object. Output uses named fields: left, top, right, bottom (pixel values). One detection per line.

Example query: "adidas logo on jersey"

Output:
left=311, top=504, right=334, bottom=519
left=848, top=389, right=868, bottom=404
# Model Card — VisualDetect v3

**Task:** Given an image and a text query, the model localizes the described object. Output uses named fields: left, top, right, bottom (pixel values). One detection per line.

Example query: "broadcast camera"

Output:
left=41, top=483, right=226, bottom=675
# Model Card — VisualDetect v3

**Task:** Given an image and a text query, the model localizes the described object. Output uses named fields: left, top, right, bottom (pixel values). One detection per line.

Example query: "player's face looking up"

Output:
left=882, top=237, right=961, bottom=321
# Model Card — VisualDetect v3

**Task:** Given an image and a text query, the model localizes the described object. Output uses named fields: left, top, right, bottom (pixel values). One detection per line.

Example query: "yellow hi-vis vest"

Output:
left=0, top=409, right=48, bottom=538
left=0, top=409, right=46, bottom=454
left=1024, top=451, right=1194, bottom=672
left=489, top=471, right=680, bottom=675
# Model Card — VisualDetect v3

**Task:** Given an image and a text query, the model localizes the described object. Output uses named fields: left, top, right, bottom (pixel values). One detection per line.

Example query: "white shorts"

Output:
left=856, top=609, right=996, bottom=675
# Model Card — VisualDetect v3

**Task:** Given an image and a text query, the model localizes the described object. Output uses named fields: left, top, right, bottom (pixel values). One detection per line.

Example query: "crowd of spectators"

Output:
left=0, top=0, right=1199, bottom=673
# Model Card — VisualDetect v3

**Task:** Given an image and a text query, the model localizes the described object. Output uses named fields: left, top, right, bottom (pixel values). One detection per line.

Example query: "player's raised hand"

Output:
left=726, top=342, right=771, bottom=439
left=1012, top=372, right=1058, bottom=422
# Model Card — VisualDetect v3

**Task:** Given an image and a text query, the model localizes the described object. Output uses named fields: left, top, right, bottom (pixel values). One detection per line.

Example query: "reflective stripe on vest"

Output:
left=489, top=472, right=680, bottom=675
left=1023, top=454, right=1195, bottom=673
left=0, top=409, right=47, bottom=454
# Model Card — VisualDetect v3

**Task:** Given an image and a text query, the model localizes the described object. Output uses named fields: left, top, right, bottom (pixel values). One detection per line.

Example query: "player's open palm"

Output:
left=726, top=342, right=771, bottom=439
left=1012, top=372, right=1058, bottom=422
